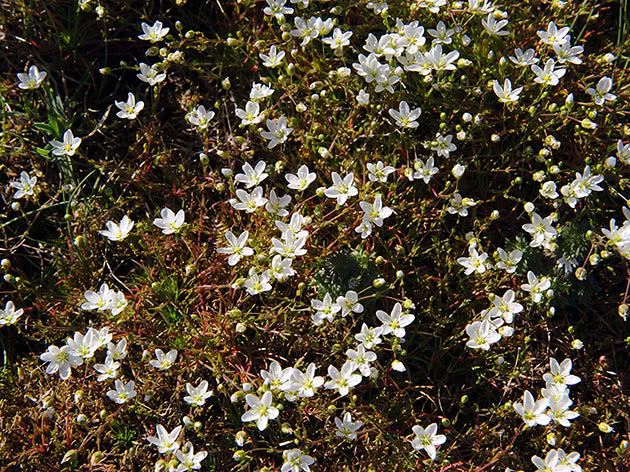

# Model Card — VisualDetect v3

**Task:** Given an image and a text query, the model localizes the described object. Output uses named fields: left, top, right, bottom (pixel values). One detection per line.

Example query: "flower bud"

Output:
left=233, top=450, right=247, bottom=462
left=235, top=431, right=247, bottom=447
left=61, top=449, right=78, bottom=464
left=372, top=278, right=386, bottom=288
left=575, top=268, right=587, bottom=280
left=76, top=414, right=88, bottom=425
left=91, top=452, right=104, bottom=465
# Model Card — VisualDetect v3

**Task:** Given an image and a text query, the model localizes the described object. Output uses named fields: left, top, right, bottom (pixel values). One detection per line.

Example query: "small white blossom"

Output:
left=17, top=65, right=47, bottom=89
left=138, top=20, right=170, bottom=42
left=115, top=92, right=144, bottom=119
left=153, top=208, right=185, bottom=234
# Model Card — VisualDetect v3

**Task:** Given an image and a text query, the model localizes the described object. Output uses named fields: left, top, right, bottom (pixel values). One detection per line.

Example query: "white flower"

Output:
left=265, top=190, right=291, bottom=217
left=107, top=338, right=128, bottom=361
left=553, top=38, right=583, bottom=64
left=289, top=363, right=324, bottom=398
left=146, top=424, right=182, bottom=454
left=281, top=449, right=315, bottom=472
left=509, top=48, right=539, bottom=67
left=389, top=101, right=421, bottom=128
left=531, top=450, right=562, bottom=472
left=241, top=391, right=279, bottom=431
left=457, top=246, right=489, bottom=275
left=250, top=82, right=274, bottom=100
left=231, top=186, right=268, bottom=213
left=540, top=181, right=559, bottom=199
left=367, top=161, right=396, bottom=183
left=324, top=172, right=358, bottom=205
left=0, top=301, right=24, bottom=326
left=50, top=130, right=82, bottom=157
left=40, top=345, right=83, bottom=380
left=268, top=255, right=295, bottom=281
left=260, top=361, right=293, bottom=391
left=531, top=59, right=566, bottom=86
left=354, top=323, right=383, bottom=349
left=324, top=360, right=362, bottom=396
left=359, top=194, right=393, bottom=227
left=427, top=21, right=454, bottom=45
left=513, top=390, right=550, bottom=427
left=411, top=423, right=447, bottom=460
left=93, top=355, right=120, bottom=381
left=259, top=45, right=286, bottom=68
left=522, top=212, right=557, bottom=249
left=17, top=65, right=47, bottom=89
left=521, top=271, right=551, bottom=303
left=271, top=231, right=307, bottom=258
left=137, top=63, right=166, bottom=85
left=276, top=212, right=309, bottom=239
left=153, top=208, right=185, bottom=234
left=81, top=283, right=113, bottom=311
left=586, top=77, right=616, bottom=106
left=186, top=105, right=215, bottom=130
left=322, top=27, right=352, bottom=49
left=481, top=13, right=509, bottom=36
left=336, top=290, right=364, bottom=317
left=138, top=20, right=170, bottom=42
left=235, top=161, right=268, bottom=188
left=356, top=89, right=370, bottom=105
left=424, top=44, right=460, bottom=71
left=366, top=1, right=388, bottom=14
left=335, top=412, right=363, bottom=440
left=263, top=0, right=294, bottom=19
left=352, top=53, right=387, bottom=84
left=183, top=380, right=213, bottom=406
left=537, top=21, right=570, bottom=46
left=291, top=16, right=319, bottom=46
left=99, top=215, right=134, bottom=241
left=244, top=271, right=272, bottom=295
left=149, top=348, right=178, bottom=370
left=413, top=157, right=438, bottom=184
left=555, top=449, right=582, bottom=472
left=493, top=79, right=522, bottom=103
left=432, top=133, right=457, bottom=158
left=236, top=101, right=263, bottom=125
left=285, top=165, right=316, bottom=191
left=9, top=171, right=37, bottom=199
left=311, top=293, right=340, bottom=325
left=115, top=92, right=144, bottom=119
left=547, top=396, right=579, bottom=427
left=543, top=358, right=581, bottom=389
left=491, top=290, right=523, bottom=324
left=376, top=302, right=415, bottom=338
left=175, top=442, right=208, bottom=471
left=417, top=0, right=446, bottom=14
left=496, top=248, right=522, bottom=273
left=217, top=230, right=254, bottom=266
left=355, top=220, right=373, bottom=239
left=392, top=360, right=406, bottom=372
left=260, top=116, right=292, bottom=148
left=447, top=193, right=476, bottom=217
left=66, top=329, right=100, bottom=359
left=346, top=344, right=377, bottom=377
left=106, top=380, right=136, bottom=404
left=465, top=320, right=501, bottom=350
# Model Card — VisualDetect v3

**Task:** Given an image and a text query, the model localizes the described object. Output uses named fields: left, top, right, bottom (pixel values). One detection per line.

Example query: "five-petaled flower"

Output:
left=17, top=65, right=46, bottom=90
left=51, top=130, right=82, bottom=157
left=115, top=92, right=144, bottom=119
left=153, top=207, right=185, bottom=234
left=411, top=423, right=447, bottom=460
left=241, top=391, right=279, bottom=431
left=99, top=215, right=134, bottom=241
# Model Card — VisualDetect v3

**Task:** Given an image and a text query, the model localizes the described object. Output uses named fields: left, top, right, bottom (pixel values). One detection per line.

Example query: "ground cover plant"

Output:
left=0, top=0, right=629, bottom=470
